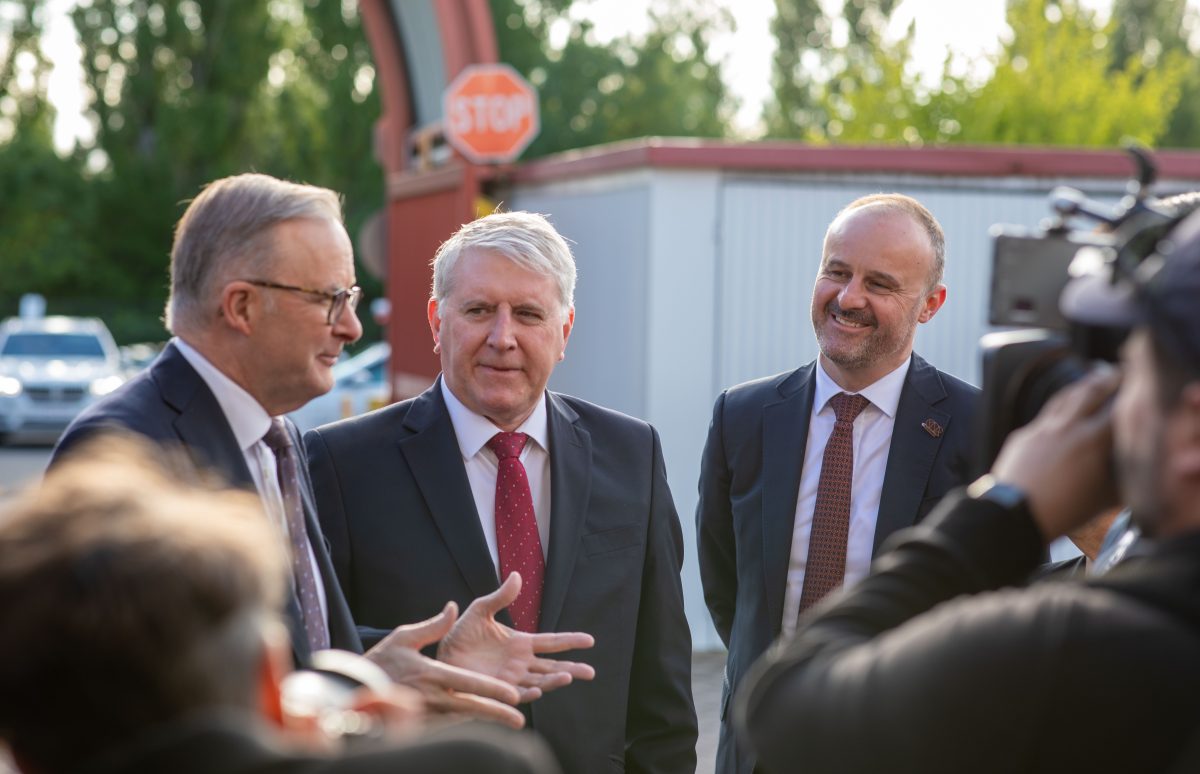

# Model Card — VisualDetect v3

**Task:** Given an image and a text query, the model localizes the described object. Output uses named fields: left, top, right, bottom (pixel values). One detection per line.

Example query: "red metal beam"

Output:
left=512, top=137, right=1200, bottom=184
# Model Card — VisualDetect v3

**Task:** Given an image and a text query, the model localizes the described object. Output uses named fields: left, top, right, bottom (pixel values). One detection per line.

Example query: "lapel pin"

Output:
left=922, top=419, right=944, bottom=438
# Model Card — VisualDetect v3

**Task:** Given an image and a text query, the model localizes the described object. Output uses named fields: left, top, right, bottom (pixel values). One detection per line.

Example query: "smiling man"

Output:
left=695, top=194, right=980, bottom=774
left=304, top=211, right=698, bottom=774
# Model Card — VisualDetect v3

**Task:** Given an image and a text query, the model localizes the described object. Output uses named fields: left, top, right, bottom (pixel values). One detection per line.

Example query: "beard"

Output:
left=812, top=299, right=919, bottom=373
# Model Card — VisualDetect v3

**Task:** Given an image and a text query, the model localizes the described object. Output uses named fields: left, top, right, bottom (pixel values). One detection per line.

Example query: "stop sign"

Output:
left=443, top=64, right=540, bottom=164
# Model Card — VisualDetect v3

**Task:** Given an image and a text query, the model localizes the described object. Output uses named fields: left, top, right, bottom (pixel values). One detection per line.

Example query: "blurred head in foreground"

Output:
left=0, top=435, right=292, bottom=773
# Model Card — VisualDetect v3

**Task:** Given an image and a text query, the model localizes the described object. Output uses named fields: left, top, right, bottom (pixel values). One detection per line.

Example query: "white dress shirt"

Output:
left=441, top=378, right=552, bottom=573
left=780, top=356, right=911, bottom=636
left=174, top=337, right=328, bottom=623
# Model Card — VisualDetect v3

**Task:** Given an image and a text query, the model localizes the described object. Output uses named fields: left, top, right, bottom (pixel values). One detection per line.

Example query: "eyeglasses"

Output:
left=245, top=280, right=363, bottom=325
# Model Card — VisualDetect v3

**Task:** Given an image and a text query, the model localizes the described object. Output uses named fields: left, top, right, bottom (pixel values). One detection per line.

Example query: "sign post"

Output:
left=443, top=64, right=540, bottom=164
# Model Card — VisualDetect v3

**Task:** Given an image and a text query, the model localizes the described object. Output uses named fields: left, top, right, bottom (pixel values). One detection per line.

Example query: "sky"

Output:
left=35, top=0, right=1117, bottom=149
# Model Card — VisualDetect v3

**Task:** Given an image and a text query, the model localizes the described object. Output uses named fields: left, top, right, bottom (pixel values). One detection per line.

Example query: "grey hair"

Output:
left=165, top=173, right=344, bottom=334
left=431, top=211, right=576, bottom=318
left=831, top=193, right=946, bottom=289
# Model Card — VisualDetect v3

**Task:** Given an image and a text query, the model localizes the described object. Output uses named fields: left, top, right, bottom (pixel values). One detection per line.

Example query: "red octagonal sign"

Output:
left=443, top=64, right=540, bottom=164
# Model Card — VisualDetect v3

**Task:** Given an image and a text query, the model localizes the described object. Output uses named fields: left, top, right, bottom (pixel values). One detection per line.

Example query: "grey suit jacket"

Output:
left=695, top=353, right=979, bottom=774
left=305, top=379, right=698, bottom=774
left=51, top=341, right=362, bottom=664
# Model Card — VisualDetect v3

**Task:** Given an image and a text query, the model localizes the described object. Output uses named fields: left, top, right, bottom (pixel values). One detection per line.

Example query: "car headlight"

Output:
left=0, top=376, right=21, bottom=397
left=89, top=375, right=125, bottom=396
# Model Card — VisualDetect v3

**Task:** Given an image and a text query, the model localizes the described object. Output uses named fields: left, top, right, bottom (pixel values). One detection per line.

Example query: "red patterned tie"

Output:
left=798, top=392, right=870, bottom=613
left=488, top=431, right=545, bottom=633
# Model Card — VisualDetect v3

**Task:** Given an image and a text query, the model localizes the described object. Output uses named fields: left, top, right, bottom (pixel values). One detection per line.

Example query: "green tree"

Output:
left=0, top=1, right=97, bottom=315
left=765, top=0, right=899, bottom=139
left=60, top=0, right=382, bottom=342
left=1109, top=0, right=1200, bottom=148
left=492, top=0, right=733, bottom=158
left=953, top=0, right=1187, bottom=147
left=770, top=0, right=1188, bottom=149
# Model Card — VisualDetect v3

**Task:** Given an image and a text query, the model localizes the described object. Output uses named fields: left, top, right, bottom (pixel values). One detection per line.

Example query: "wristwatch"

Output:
left=966, top=475, right=1031, bottom=516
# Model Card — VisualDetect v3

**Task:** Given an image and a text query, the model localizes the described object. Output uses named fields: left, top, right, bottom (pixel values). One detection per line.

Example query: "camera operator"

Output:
left=0, top=437, right=559, bottom=774
left=734, top=208, right=1200, bottom=773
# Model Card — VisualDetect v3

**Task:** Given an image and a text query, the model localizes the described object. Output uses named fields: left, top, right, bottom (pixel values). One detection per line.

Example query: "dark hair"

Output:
left=0, top=435, right=287, bottom=773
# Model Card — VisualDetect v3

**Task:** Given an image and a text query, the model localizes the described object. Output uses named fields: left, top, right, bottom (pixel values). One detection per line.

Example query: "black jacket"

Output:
left=737, top=489, right=1200, bottom=774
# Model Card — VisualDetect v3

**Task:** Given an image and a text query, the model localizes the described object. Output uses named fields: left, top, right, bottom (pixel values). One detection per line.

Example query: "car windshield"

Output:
left=1, top=333, right=106, bottom=358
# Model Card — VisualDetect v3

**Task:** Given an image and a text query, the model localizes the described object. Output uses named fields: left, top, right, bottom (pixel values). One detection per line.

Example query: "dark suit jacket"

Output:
left=695, top=353, right=978, bottom=774
left=51, top=341, right=362, bottom=664
left=305, top=380, right=698, bottom=774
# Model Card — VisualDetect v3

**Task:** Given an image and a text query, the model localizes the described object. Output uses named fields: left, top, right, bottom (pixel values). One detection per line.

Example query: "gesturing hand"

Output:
left=438, top=573, right=596, bottom=703
left=364, top=603, right=527, bottom=729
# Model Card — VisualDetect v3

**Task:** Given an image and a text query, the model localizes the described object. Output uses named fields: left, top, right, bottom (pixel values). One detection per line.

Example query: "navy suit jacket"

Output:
left=304, top=380, right=698, bottom=774
left=51, top=341, right=362, bottom=665
left=696, top=353, right=979, bottom=774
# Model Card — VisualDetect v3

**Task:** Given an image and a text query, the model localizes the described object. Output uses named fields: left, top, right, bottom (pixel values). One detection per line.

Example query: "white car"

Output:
left=289, top=342, right=391, bottom=432
left=0, top=316, right=125, bottom=443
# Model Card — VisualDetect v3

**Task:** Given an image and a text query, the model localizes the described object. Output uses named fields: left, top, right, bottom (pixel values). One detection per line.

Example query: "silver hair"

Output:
left=830, top=193, right=946, bottom=289
left=165, top=173, right=343, bottom=334
left=431, top=211, right=576, bottom=318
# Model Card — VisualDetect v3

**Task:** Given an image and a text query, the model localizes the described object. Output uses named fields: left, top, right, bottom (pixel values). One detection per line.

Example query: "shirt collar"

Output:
left=814, top=355, right=912, bottom=419
left=173, top=337, right=273, bottom=451
left=439, top=376, right=550, bottom=459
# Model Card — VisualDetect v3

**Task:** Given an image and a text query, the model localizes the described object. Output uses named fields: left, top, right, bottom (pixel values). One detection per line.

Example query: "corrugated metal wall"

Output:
left=510, top=171, right=654, bottom=419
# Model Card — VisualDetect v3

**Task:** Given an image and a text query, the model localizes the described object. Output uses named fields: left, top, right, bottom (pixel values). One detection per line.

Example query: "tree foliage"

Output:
left=1109, top=0, right=1200, bottom=149
left=768, top=0, right=1193, bottom=150
left=0, top=0, right=384, bottom=341
left=492, top=0, right=733, bottom=157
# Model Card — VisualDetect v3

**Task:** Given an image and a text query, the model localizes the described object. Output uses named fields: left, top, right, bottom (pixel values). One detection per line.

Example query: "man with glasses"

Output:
left=52, top=173, right=592, bottom=729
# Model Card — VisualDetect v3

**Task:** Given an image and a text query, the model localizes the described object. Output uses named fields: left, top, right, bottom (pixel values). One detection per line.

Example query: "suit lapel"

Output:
left=541, top=393, right=591, bottom=633
left=397, top=383, right=504, bottom=605
left=762, top=365, right=816, bottom=633
left=153, top=345, right=322, bottom=659
left=153, top=343, right=255, bottom=489
left=874, top=354, right=951, bottom=554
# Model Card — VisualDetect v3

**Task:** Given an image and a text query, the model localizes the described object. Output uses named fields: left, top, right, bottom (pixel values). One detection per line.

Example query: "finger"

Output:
left=468, top=572, right=522, bottom=618
left=425, top=690, right=527, bottom=729
left=517, top=686, right=543, bottom=703
left=527, top=658, right=596, bottom=680
left=421, top=658, right=522, bottom=706
left=1043, top=365, right=1120, bottom=421
left=525, top=631, right=595, bottom=654
left=380, top=601, right=458, bottom=652
left=518, top=671, right=573, bottom=691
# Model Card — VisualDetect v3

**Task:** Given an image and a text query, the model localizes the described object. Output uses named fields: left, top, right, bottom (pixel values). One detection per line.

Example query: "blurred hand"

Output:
left=364, top=605, right=526, bottom=729
left=992, top=365, right=1121, bottom=542
left=439, top=573, right=596, bottom=702
left=347, top=682, right=425, bottom=737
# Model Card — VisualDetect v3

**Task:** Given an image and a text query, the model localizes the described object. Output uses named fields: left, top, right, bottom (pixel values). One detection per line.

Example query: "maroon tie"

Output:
left=263, top=418, right=330, bottom=653
left=798, top=392, right=870, bottom=613
left=488, top=432, right=545, bottom=633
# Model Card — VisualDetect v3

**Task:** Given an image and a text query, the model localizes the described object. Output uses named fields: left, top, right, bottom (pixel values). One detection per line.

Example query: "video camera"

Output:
left=976, top=147, right=1195, bottom=474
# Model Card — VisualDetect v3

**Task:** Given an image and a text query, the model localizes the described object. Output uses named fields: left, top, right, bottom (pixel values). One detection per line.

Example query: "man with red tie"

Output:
left=696, top=194, right=980, bottom=774
left=305, top=211, right=698, bottom=774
